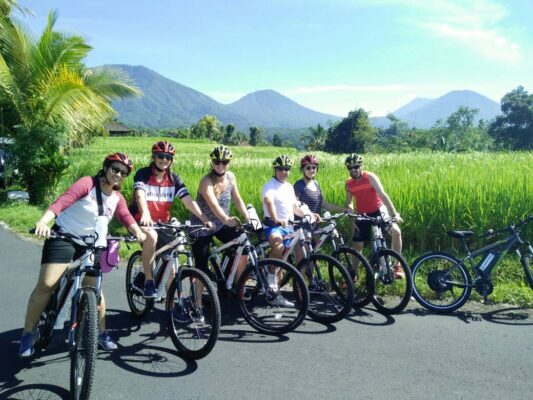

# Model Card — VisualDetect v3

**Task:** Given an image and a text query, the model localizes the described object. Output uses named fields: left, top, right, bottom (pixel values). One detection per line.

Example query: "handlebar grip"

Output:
left=29, top=228, right=36, bottom=234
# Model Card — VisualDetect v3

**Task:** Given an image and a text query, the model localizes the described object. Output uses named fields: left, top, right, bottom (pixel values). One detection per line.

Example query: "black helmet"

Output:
left=272, top=155, right=294, bottom=168
left=210, top=145, right=233, bottom=161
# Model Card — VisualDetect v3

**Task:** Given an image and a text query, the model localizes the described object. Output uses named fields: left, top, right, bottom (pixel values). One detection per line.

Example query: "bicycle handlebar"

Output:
left=479, top=215, right=533, bottom=238
left=29, top=228, right=138, bottom=243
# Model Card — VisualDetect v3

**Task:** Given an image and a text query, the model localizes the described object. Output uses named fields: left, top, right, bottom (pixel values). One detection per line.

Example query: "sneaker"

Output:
left=143, top=279, right=157, bottom=298
left=98, top=331, right=117, bottom=351
left=393, top=264, right=405, bottom=279
left=172, top=303, right=190, bottom=323
left=266, top=272, right=278, bottom=291
left=18, top=331, right=36, bottom=358
left=271, top=294, right=294, bottom=308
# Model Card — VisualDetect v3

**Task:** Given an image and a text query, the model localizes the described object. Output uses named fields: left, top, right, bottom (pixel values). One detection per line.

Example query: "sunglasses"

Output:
left=347, top=164, right=361, bottom=170
left=156, top=154, right=174, bottom=161
left=213, top=160, right=230, bottom=166
left=110, top=166, right=129, bottom=177
left=276, top=166, right=291, bottom=172
left=305, top=165, right=317, bottom=171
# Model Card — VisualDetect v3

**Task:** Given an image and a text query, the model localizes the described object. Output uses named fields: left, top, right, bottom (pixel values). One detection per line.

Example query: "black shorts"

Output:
left=155, top=228, right=177, bottom=257
left=41, top=237, right=85, bottom=264
left=352, top=210, right=381, bottom=243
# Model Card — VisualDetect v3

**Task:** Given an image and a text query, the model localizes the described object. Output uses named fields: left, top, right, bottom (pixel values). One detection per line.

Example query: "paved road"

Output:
left=0, top=226, right=532, bottom=400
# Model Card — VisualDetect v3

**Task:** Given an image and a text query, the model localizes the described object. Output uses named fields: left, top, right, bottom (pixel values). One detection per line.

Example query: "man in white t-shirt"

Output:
left=262, top=155, right=320, bottom=305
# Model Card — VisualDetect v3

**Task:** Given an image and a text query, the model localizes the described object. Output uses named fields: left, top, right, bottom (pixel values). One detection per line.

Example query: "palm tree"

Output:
left=0, top=5, right=141, bottom=202
left=300, top=123, right=327, bottom=151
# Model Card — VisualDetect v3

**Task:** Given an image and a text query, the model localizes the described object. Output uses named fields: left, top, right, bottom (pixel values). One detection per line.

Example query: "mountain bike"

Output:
left=125, top=221, right=221, bottom=360
left=255, top=218, right=354, bottom=324
left=207, top=222, right=309, bottom=335
left=312, top=212, right=375, bottom=308
left=349, top=213, right=412, bottom=315
left=411, top=215, right=533, bottom=313
left=30, top=229, right=135, bottom=400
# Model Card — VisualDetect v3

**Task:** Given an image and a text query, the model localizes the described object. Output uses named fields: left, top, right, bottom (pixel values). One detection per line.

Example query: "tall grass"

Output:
left=63, top=137, right=532, bottom=258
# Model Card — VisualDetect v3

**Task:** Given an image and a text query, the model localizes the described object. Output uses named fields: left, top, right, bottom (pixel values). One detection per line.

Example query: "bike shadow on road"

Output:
left=101, top=308, right=198, bottom=377
left=345, top=306, right=395, bottom=327
left=0, top=327, right=71, bottom=392
left=406, top=305, right=533, bottom=325
left=216, top=296, right=292, bottom=344
left=0, top=383, right=69, bottom=400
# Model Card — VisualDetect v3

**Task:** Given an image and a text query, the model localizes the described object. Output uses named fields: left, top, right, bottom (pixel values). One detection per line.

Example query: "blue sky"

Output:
left=19, top=0, right=533, bottom=117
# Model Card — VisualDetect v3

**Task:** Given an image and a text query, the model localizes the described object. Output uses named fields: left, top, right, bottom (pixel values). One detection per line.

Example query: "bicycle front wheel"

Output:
left=125, top=251, right=153, bottom=318
left=371, top=249, right=412, bottom=315
left=411, top=252, right=471, bottom=313
left=237, top=258, right=309, bottom=335
left=70, top=288, right=98, bottom=400
left=297, top=254, right=354, bottom=324
left=166, top=268, right=221, bottom=360
left=333, top=246, right=375, bottom=308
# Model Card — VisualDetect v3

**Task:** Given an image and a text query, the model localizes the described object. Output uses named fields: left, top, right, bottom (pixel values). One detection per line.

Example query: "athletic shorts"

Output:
left=264, top=226, right=294, bottom=248
left=41, top=237, right=85, bottom=264
left=352, top=209, right=382, bottom=243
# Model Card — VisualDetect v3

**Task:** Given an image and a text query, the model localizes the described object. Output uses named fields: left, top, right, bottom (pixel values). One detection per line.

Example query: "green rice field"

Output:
left=1, top=137, right=532, bottom=304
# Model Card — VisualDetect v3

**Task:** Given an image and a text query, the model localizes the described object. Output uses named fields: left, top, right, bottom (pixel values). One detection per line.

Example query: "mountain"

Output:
left=396, top=90, right=501, bottom=129
left=109, top=65, right=249, bottom=128
left=227, top=89, right=339, bottom=129
left=108, top=65, right=340, bottom=129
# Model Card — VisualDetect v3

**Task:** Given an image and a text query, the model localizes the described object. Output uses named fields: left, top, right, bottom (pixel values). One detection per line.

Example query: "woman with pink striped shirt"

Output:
left=19, top=153, right=146, bottom=358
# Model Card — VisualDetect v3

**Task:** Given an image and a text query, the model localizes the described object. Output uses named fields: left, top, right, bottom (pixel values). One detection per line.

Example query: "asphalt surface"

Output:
left=0, top=225, right=532, bottom=400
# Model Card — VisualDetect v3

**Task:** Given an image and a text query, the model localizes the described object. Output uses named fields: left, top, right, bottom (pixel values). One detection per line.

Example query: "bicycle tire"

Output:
left=296, top=253, right=354, bottom=324
left=237, top=258, right=309, bottom=335
left=70, top=288, right=98, bottom=400
left=521, top=253, right=533, bottom=290
left=411, top=252, right=471, bottom=313
left=370, top=249, right=413, bottom=315
left=333, top=246, right=375, bottom=308
left=125, top=250, right=154, bottom=318
left=166, top=268, right=221, bottom=360
left=34, top=301, right=56, bottom=352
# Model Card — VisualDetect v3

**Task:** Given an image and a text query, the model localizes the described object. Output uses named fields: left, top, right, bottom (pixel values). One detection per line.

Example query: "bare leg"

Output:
left=141, top=227, right=157, bottom=281
left=23, top=263, right=69, bottom=333
left=390, top=223, right=402, bottom=255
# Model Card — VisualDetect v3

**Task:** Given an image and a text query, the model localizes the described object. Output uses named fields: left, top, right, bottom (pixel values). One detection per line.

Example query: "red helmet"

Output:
left=300, top=154, right=319, bottom=169
left=103, top=153, right=134, bottom=174
left=151, top=141, right=176, bottom=156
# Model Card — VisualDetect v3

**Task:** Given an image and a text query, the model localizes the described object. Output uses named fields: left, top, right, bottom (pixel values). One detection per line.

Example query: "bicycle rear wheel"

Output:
left=333, top=246, right=375, bottom=308
left=371, top=249, right=412, bottom=315
left=296, top=254, right=354, bottom=324
left=70, top=288, right=98, bottom=400
left=521, top=253, right=533, bottom=289
left=125, top=251, right=153, bottom=318
left=411, top=252, right=471, bottom=313
left=237, top=258, right=309, bottom=335
left=166, top=268, right=221, bottom=360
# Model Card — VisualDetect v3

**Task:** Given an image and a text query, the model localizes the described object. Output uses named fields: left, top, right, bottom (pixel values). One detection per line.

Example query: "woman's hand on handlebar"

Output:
left=225, top=216, right=241, bottom=228
left=34, top=221, right=51, bottom=238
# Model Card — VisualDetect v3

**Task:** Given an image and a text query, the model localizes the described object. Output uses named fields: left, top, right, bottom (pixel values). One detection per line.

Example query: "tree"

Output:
left=249, top=126, right=265, bottom=146
left=430, top=106, right=492, bottom=152
left=300, top=123, right=327, bottom=150
left=324, top=108, right=376, bottom=153
left=222, top=123, right=235, bottom=144
left=191, top=115, right=221, bottom=141
left=272, top=133, right=283, bottom=147
left=489, top=86, right=533, bottom=150
left=0, top=6, right=140, bottom=203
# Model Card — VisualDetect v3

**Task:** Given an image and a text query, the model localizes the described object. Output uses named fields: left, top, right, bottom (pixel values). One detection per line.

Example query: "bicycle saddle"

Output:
left=447, top=230, right=474, bottom=239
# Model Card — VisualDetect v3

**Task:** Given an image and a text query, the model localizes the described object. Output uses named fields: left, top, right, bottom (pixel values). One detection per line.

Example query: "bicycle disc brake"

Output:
left=427, top=270, right=452, bottom=292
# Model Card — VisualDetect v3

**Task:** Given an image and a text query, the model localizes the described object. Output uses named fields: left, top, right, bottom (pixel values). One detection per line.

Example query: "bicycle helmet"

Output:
left=151, top=141, right=176, bottom=156
left=210, top=145, right=233, bottom=161
left=345, top=153, right=363, bottom=166
left=300, top=154, right=319, bottom=169
left=272, top=155, right=294, bottom=168
left=103, top=152, right=133, bottom=174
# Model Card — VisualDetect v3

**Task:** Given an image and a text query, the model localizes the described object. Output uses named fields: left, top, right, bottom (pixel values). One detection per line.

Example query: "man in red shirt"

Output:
left=344, top=153, right=404, bottom=278
left=130, top=141, right=213, bottom=297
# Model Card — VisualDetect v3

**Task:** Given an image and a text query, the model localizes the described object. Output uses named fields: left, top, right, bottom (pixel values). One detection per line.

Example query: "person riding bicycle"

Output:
left=294, top=154, right=346, bottom=215
left=344, top=153, right=404, bottom=278
left=190, top=145, right=250, bottom=287
left=262, top=155, right=319, bottom=305
left=19, top=153, right=147, bottom=357
left=129, top=141, right=213, bottom=299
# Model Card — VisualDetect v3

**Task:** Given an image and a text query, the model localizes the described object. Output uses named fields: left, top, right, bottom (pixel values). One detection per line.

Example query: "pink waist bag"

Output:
left=100, top=239, right=120, bottom=273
